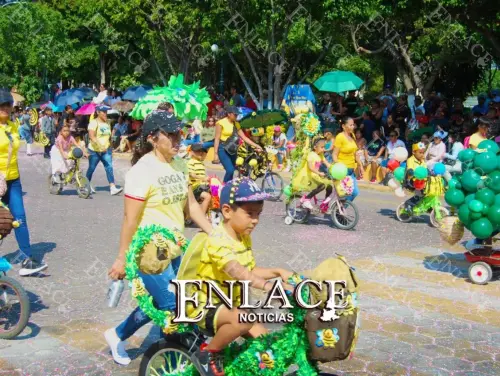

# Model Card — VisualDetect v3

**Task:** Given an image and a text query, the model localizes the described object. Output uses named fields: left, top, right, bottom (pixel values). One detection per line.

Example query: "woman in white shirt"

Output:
left=443, top=131, right=464, bottom=181
left=425, top=130, right=447, bottom=171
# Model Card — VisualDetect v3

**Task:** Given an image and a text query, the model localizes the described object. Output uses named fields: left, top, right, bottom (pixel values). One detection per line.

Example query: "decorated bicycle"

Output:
left=439, top=140, right=500, bottom=284
left=283, top=113, right=359, bottom=230
left=48, top=147, right=91, bottom=199
left=125, top=227, right=360, bottom=376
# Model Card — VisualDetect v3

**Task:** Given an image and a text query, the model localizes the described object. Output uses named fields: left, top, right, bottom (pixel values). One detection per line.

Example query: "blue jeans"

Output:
left=86, top=148, right=115, bottom=184
left=218, top=144, right=237, bottom=183
left=346, top=169, right=360, bottom=202
left=202, top=140, right=214, bottom=150
left=19, top=127, right=33, bottom=144
left=1, top=179, right=31, bottom=258
left=115, top=257, right=181, bottom=341
left=182, top=134, right=200, bottom=146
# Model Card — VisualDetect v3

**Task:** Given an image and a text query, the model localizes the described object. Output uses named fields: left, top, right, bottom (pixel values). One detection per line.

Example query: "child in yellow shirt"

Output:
left=300, top=137, right=333, bottom=210
left=187, top=143, right=211, bottom=214
left=404, top=142, right=428, bottom=212
left=190, top=177, right=294, bottom=375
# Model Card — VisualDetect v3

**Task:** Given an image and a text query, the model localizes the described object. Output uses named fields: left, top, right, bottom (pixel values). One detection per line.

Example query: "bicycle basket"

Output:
left=335, top=176, right=354, bottom=197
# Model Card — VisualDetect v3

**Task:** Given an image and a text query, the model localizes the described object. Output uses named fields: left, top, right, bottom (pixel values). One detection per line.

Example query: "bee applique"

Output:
left=152, top=233, right=170, bottom=261
left=255, top=350, right=275, bottom=369
left=315, top=328, right=340, bottom=348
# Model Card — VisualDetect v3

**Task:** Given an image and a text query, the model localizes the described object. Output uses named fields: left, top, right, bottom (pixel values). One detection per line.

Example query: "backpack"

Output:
left=302, top=255, right=360, bottom=362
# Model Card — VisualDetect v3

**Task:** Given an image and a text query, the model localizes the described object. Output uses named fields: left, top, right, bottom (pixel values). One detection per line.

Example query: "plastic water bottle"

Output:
left=107, top=280, right=124, bottom=308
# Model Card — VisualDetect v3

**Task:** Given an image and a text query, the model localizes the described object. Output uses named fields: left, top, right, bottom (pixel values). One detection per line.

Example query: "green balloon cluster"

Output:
left=446, top=145, right=500, bottom=239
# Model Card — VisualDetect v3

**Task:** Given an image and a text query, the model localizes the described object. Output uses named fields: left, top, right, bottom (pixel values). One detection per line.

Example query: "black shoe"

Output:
left=19, top=258, right=48, bottom=276
left=44, top=154, right=50, bottom=159
left=193, top=348, right=225, bottom=376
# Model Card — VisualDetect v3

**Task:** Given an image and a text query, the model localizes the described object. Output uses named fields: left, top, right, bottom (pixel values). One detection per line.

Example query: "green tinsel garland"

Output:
left=126, top=226, right=320, bottom=375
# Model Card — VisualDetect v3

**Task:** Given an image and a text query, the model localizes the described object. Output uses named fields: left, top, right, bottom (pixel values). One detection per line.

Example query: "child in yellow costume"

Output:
left=292, top=137, right=333, bottom=210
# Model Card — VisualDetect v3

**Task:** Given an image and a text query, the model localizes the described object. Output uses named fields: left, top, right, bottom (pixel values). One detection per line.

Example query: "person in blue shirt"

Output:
left=112, top=116, right=128, bottom=150
left=472, top=94, right=488, bottom=116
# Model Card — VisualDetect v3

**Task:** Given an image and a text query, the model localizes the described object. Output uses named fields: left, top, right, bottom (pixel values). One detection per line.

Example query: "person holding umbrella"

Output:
left=213, top=106, right=263, bottom=182
left=86, top=106, right=123, bottom=195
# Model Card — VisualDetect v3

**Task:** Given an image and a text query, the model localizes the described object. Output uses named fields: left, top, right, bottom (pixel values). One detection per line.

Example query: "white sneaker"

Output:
left=301, top=199, right=314, bottom=210
left=110, top=186, right=123, bottom=196
left=90, top=185, right=96, bottom=194
left=104, top=328, right=131, bottom=366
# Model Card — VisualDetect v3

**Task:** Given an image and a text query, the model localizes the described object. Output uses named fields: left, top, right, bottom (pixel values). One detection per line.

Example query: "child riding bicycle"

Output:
left=187, top=177, right=294, bottom=376
left=50, top=124, right=88, bottom=183
left=300, top=137, right=333, bottom=210
left=402, top=142, right=427, bottom=212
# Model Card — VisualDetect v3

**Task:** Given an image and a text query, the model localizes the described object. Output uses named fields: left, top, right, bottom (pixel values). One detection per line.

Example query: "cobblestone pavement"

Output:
left=0, top=146, right=499, bottom=376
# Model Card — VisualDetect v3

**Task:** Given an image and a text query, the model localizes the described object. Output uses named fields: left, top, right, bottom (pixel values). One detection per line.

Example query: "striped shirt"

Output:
left=187, top=158, right=207, bottom=188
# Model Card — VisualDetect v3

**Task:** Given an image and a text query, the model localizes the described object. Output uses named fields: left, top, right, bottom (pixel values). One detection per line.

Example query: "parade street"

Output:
left=1, top=147, right=499, bottom=376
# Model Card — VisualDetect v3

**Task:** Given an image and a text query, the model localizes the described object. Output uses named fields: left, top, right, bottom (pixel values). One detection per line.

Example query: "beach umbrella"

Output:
left=122, top=85, right=152, bottom=101
left=238, top=109, right=289, bottom=129
left=313, top=71, right=364, bottom=93
left=54, top=88, right=86, bottom=107
left=75, top=102, right=97, bottom=115
left=74, top=87, right=97, bottom=99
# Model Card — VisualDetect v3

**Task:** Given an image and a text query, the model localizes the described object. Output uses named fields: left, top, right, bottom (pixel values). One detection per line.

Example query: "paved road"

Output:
left=0, top=145, right=499, bottom=376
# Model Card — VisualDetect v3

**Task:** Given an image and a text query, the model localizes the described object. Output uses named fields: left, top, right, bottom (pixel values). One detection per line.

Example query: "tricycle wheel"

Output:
left=430, top=206, right=450, bottom=228
left=284, top=216, right=294, bottom=225
left=396, top=202, right=412, bottom=223
left=468, top=262, right=493, bottom=285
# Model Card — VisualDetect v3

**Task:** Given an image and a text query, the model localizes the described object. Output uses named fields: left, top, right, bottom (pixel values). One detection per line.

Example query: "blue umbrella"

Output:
left=53, top=89, right=86, bottom=107
left=73, top=87, right=97, bottom=99
left=122, top=85, right=152, bottom=101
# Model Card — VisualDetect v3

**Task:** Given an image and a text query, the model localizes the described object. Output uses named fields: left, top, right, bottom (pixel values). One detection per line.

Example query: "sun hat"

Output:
left=219, top=177, right=269, bottom=206
left=412, top=142, right=426, bottom=152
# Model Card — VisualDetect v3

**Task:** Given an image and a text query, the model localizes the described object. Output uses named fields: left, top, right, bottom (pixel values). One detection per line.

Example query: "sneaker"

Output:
left=277, top=164, right=283, bottom=170
left=323, top=197, right=332, bottom=205
left=110, top=186, right=123, bottom=196
left=90, top=184, right=96, bottom=194
left=193, top=347, right=225, bottom=376
left=104, top=328, right=131, bottom=366
left=370, top=178, right=376, bottom=183
left=301, top=198, right=314, bottom=210
left=19, top=258, right=48, bottom=277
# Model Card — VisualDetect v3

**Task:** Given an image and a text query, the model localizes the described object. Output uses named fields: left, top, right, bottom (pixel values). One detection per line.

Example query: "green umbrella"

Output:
left=238, top=109, right=289, bottom=129
left=313, top=71, right=364, bottom=93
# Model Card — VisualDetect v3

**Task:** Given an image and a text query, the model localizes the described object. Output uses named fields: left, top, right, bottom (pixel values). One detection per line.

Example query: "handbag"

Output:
left=223, top=125, right=240, bottom=155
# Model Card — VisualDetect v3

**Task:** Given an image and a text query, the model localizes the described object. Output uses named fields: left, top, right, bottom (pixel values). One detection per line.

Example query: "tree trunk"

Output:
left=100, top=52, right=106, bottom=84
left=227, top=50, right=259, bottom=106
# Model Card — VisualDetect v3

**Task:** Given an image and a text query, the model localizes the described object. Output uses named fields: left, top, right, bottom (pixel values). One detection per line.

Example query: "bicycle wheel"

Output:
left=0, top=275, right=30, bottom=339
left=286, top=196, right=310, bottom=224
left=47, top=175, right=62, bottom=195
left=430, top=206, right=450, bottom=228
left=396, top=202, right=412, bottom=223
left=76, top=173, right=91, bottom=199
left=139, top=339, right=200, bottom=376
left=331, top=200, right=359, bottom=230
left=261, top=172, right=284, bottom=201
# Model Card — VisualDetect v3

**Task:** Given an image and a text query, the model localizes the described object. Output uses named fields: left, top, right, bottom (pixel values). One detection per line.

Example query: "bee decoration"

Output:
left=315, top=328, right=340, bottom=348
left=152, top=233, right=170, bottom=261
left=255, top=350, right=275, bottom=369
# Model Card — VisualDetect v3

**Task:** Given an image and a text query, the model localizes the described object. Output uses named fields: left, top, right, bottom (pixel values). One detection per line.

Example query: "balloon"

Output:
left=414, top=179, right=426, bottom=190
left=433, top=162, right=446, bottom=175
left=448, top=178, right=461, bottom=190
left=330, top=163, right=348, bottom=180
left=458, top=203, right=471, bottom=225
left=387, top=159, right=400, bottom=172
left=474, top=151, right=497, bottom=174
left=458, top=149, right=476, bottom=162
left=497, top=154, right=500, bottom=170
left=445, top=189, right=465, bottom=207
left=470, top=218, right=494, bottom=239
left=478, top=139, right=500, bottom=154
left=461, top=170, right=481, bottom=192
left=394, top=147, right=409, bottom=162
left=488, top=205, right=500, bottom=225
left=464, top=193, right=476, bottom=204
left=394, top=187, right=406, bottom=197
left=486, top=171, right=500, bottom=193
left=475, top=188, right=496, bottom=206
left=414, top=166, right=428, bottom=180
left=283, top=185, right=292, bottom=197
left=468, top=200, right=484, bottom=213
left=482, top=205, right=490, bottom=215
left=495, top=194, right=500, bottom=206
left=394, top=167, right=405, bottom=182
left=462, top=160, right=474, bottom=171
left=388, top=178, right=400, bottom=189
left=236, top=157, right=244, bottom=166
left=249, top=159, right=258, bottom=167
left=471, top=211, right=483, bottom=220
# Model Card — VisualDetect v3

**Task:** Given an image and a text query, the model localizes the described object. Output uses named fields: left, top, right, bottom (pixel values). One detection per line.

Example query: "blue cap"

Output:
left=96, top=105, right=110, bottom=112
left=433, top=130, right=448, bottom=139
left=220, top=177, right=269, bottom=206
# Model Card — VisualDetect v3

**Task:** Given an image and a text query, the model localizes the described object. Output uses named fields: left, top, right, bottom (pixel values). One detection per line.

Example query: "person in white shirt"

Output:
left=272, top=126, right=287, bottom=170
left=93, top=83, right=108, bottom=104
left=425, top=130, right=447, bottom=171
left=443, top=131, right=464, bottom=181
left=380, top=131, right=406, bottom=182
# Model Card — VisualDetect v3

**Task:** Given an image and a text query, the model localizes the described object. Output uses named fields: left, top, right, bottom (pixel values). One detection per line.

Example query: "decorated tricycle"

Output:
left=125, top=227, right=360, bottom=376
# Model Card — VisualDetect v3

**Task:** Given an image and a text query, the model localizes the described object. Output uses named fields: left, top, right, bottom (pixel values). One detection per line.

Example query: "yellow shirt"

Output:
left=187, top=224, right=255, bottom=325
left=217, top=117, right=241, bottom=142
left=88, top=119, right=111, bottom=152
left=124, top=153, right=189, bottom=273
left=469, top=133, right=486, bottom=149
left=406, top=155, right=427, bottom=171
left=187, top=158, right=207, bottom=188
left=334, top=132, right=358, bottom=168
left=0, top=121, right=20, bottom=181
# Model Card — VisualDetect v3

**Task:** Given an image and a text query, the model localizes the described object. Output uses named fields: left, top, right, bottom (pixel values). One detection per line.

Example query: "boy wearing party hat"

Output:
left=404, top=142, right=428, bottom=213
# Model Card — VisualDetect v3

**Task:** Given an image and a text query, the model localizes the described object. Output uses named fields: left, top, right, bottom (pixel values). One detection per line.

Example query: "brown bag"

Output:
left=305, top=309, right=359, bottom=362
